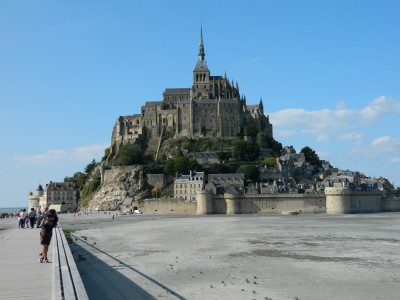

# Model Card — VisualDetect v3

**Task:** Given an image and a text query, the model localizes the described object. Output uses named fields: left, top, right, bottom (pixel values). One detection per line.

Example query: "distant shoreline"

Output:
left=0, top=207, right=25, bottom=214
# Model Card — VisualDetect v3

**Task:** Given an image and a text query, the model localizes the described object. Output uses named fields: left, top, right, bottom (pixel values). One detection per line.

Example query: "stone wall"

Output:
left=325, top=187, right=400, bottom=214
left=147, top=193, right=326, bottom=215
left=103, top=165, right=138, bottom=183
left=146, top=174, right=171, bottom=190
left=239, top=194, right=326, bottom=214
left=383, top=191, right=400, bottom=212
left=142, top=198, right=196, bottom=214
left=141, top=189, right=400, bottom=215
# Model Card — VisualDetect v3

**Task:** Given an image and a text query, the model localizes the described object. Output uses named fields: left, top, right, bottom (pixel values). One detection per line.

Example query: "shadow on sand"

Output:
left=70, top=236, right=186, bottom=300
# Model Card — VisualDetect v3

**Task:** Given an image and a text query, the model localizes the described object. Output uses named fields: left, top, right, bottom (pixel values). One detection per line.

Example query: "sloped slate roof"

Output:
left=194, top=59, right=209, bottom=72
left=122, top=198, right=133, bottom=206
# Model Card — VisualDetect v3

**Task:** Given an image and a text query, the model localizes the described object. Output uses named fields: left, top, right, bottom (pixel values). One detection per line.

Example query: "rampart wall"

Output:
left=324, top=187, right=400, bottom=214
left=142, top=198, right=196, bottom=214
left=141, top=188, right=400, bottom=215
left=143, top=193, right=326, bottom=215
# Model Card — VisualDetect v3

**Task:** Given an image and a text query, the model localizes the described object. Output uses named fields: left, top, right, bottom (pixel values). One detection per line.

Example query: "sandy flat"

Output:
left=58, top=212, right=400, bottom=300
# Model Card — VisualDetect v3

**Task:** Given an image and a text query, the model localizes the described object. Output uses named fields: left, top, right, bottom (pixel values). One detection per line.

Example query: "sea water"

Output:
left=0, top=207, right=24, bottom=215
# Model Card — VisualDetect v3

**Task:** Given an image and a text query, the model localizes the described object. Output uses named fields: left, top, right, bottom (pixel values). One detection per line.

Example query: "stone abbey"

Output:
left=108, top=27, right=273, bottom=159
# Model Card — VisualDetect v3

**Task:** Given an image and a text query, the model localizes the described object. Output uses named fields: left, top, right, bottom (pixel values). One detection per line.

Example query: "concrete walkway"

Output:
left=0, top=219, right=52, bottom=300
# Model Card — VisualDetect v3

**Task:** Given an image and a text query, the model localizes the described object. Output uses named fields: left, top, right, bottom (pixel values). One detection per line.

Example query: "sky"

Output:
left=1, top=0, right=399, bottom=208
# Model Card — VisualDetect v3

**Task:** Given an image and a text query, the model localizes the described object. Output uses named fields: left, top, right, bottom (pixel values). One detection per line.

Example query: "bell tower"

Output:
left=192, top=25, right=210, bottom=99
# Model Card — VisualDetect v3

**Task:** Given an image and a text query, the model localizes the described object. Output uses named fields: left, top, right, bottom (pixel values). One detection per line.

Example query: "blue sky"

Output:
left=1, top=0, right=399, bottom=208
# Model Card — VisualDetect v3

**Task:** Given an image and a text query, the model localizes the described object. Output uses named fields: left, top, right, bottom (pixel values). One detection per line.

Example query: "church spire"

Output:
left=193, top=23, right=210, bottom=99
left=198, top=23, right=205, bottom=62
left=193, top=23, right=209, bottom=73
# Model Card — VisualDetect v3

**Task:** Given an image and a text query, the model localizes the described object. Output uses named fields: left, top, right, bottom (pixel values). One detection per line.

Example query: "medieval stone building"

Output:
left=108, top=27, right=273, bottom=161
left=28, top=182, right=79, bottom=213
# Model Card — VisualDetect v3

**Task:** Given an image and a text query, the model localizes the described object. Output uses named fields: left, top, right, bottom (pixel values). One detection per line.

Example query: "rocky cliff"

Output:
left=88, top=165, right=147, bottom=210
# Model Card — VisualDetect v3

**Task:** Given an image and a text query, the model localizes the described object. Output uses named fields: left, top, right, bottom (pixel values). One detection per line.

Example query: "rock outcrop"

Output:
left=88, top=165, right=146, bottom=210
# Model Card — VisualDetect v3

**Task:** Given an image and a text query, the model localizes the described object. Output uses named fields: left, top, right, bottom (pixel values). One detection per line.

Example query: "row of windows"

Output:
left=175, top=189, right=201, bottom=195
left=175, top=183, right=202, bottom=188
left=195, top=73, right=208, bottom=82
left=48, top=191, right=75, bottom=195
left=166, top=95, right=189, bottom=100
left=48, top=196, right=75, bottom=201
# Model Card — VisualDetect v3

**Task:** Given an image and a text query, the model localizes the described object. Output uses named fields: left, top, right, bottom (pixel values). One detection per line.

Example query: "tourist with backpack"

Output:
left=39, top=209, right=58, bottom=263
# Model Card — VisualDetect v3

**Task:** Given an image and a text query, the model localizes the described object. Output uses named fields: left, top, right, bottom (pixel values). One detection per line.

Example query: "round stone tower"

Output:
left=28, top=184, right=44, bottom=211
left=196, top=190, right=213, bottom=215
left=224, top=187, right=240, bottom=215
left=325, top=187, right=352, bottom=214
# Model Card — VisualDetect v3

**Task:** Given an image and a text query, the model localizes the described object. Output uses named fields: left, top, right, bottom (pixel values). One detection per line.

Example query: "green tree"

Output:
left=164, top=159, right=175, bottom=174
left=270, top=138, right=283, bottom=153
left=233, top=139, right=247, bottom=161
left=102, top=148, right=110, bottom=162
left=143, top=161, right=164, bottom=174
left=237, top=164, right=260, bottom=183
left=301, top=146, right=320, bottom=166
left=216, top=151, right=231, bottom=161
left=208, top=163, right=233, bottom=174
left=174, top=157, right=188, bottom=174
left=233, top=139, right=260, bottom=161
left=84, top=159, right=97, bottom=175
left=244, top=124, right=258, bottom=137
left=261, top=156, right=277, bottom=167
left=114, top=144, right=143, bottom=166
left=64, top=172, right=87, bottom=190
left=246, top=141, right=260, bottom=161
left=256, top=132, right=268, bottom=147
left=187, top=157, right=202, bottom=172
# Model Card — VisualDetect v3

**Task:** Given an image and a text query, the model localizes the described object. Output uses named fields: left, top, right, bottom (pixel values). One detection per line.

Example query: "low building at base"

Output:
left=28, top=182, right=79, bottom=213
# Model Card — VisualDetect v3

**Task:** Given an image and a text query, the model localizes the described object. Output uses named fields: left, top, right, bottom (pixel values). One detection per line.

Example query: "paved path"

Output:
left=0, top=219, right=53, bottom=300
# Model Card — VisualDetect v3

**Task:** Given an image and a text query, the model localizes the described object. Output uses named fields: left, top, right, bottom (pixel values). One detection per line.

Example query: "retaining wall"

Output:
left=142, top=189, right=400, bottom=215
left=142, top=198, right=196, bottom=214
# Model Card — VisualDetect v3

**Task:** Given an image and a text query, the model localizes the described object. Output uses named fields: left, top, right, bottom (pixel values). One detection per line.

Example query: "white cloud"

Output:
left=316, top=134, right=330, bottom=142
left=274, top=130, right=297, bottom=138
left=339, top=133, right=364, bottom=141
left=360, top=96, right=400, bottom=122
left=270, top=107, right=355, bottom=132
left=349, top=135, right=400, bottom=157
left=12, top=143, right=108, bottom=165
left=316, top=151, right=331, bottom=160
left=247, top=57, right=262, bottom=63
left=370, top=136, right=400, bottom=153
left=390, top=157, right=400, bottom=163
left=270, top=96, right=400, bottom=144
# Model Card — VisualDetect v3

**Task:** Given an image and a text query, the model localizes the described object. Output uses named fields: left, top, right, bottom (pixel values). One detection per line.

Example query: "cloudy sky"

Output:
left=1, top=0, right=399, bottom=208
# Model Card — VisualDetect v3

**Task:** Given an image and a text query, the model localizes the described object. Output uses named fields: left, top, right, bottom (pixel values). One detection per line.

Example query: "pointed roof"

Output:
left=194, top=25, right=209, bottom=72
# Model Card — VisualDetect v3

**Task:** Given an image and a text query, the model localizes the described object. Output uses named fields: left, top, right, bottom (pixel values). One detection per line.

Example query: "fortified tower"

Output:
left=28, top=184, right=44, bottom=210
left=325, top=187, right=352, bottom=214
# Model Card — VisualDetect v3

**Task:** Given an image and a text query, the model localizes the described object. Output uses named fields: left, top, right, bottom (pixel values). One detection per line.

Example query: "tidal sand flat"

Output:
left=59, top=213, right=400, bottom=300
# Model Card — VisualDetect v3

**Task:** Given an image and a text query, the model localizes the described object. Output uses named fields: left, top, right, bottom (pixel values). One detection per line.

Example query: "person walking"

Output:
left=17, top=209, right=23, bottom=228
left=39, top=207, right=48, bottom=228
left=18, top=209, right=27, bottom=229
left=39, top=210, right=58, bottom=263
left=28, top=208, right=36, bottom=229
left=36, top=208, right=43, bottom=228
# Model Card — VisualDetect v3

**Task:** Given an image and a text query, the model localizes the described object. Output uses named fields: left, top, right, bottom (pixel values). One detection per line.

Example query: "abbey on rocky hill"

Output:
left=108, top=27, right=273, bottom=159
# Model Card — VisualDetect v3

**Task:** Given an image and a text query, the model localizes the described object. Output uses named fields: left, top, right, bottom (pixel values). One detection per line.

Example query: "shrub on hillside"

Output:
left=114, top=144, right=143, bottom=166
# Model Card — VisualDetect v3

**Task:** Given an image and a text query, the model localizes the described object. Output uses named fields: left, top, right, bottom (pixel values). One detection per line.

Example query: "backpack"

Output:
left=43, top=218, right=54, bottom=229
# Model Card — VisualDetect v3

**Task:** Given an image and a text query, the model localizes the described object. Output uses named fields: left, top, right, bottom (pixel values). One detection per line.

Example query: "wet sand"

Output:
left=58, top=212, right=400, bottom=300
